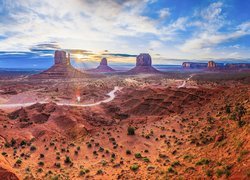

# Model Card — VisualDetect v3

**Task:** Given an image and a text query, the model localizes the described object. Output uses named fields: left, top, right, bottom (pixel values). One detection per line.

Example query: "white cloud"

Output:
left=0, top=0, right=189, bottom=53
left=0, top=0, right=249, bottom=61
left=179, top=1, right=250, bottom=59
left=158, top=8, right=170, bottom=19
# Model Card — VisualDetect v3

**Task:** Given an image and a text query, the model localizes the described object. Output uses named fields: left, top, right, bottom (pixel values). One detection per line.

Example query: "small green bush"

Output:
left=130, top=164, right=139, bottom=171
left=127, top=127, right=135, bottom=135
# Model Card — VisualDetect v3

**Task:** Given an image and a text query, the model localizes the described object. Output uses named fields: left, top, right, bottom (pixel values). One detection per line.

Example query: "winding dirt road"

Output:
left=0, top=86, right=122, bottom=109
left=178, top=74, right=195, bottom=88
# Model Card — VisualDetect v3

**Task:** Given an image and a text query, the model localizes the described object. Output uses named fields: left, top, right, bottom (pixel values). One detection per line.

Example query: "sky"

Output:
left=0, top=0, right=250, bottom=68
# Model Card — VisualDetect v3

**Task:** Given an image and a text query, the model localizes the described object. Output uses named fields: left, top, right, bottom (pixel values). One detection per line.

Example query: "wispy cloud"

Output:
left=158, top=8, right=170, bottom=19
left=179, top=2, right=250, bottom=59
left=0, top=0, right=249, bottom=64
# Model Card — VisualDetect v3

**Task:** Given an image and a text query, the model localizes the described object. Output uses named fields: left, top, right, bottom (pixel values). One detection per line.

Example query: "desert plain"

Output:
left=0, top=68, right=249, bottom=180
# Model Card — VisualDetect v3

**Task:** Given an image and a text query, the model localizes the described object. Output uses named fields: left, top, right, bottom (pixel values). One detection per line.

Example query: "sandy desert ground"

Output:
left=0, top=71, right=249, bottom=180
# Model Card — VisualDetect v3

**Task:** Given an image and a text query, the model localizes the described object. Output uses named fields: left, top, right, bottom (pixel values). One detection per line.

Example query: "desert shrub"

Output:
left=171, top=161, right=181, bottom=167
left=37, top=168, right=43, bottom=173
left=1, top=152, right=7, bottom=156
left=20, top=140, right=27, bottom=146
left=96, top=169, right=103, bottom=175
left=16, top=158, right=22, bottom=165
left=87, top=143, right=92, bottom=148
left=101, top=160, right=107, bottom=166
left=238, top=120, right=246, bottom=127
left=38, top=161, right=44, bottom=166
left=30, top=146, right=37, bottom=151
left=64, top=156, right=72, bottom=164
left=216, top=168, right=228, bottom=178
left=79, top=168, right=90, bottom=175
left=54, top=162, right=61, bottom=168
left=143, top=157, right=150, bottom=162
left=40, top=154, right=44, bottom=158
left=130, top=164, right=139, bottom=171
left=134, top=153, right=142, bottom=158
left=238, top=150, right=249, bottom=162
left=225, top=104, right=231, bottom=114
left=167, top=167, right=176, bottom=173
left=10, top=138, right=16, bottom=146
left=99, top=147, right=104, bottom=152
left=196, top=158, right=210, bottom=165
left=126, top=150, right=131, bottom=155
left=183, top=154, right=194, bottom=161
left=127, top=126, right=135, bottom=135
left=206, top=169, right=213, bottom=177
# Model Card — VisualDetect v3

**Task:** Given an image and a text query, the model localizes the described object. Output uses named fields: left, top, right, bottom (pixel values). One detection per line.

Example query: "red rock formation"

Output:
left=182, top=62, right=207, bottom=69
left=31, top=50, right=89, bottom=79
left=87, top=58, right=115, bottom=73
left=207, top=61, right=216, bottom=68
left=127, top=53, right=160, bottom=74
left=0, top=155, right=19, bottom=180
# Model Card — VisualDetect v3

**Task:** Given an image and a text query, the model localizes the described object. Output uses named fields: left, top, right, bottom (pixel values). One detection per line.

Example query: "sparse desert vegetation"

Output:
left=0, top=71, right=249, bottom=179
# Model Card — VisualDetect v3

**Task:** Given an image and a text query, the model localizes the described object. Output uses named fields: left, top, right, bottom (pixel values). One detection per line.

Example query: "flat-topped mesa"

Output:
left=127, top=53, right=160, bottom=74
left=54, top=50, right=70, bottom=65
left=182, top=62, right=207, bottom=69
left=31, top=50, right=89, bottom=79
left=182, top=61, right=250, bottom=70
left=136, top=53, right=152, bottom=66
left=207, top=61, right=216, bottom=68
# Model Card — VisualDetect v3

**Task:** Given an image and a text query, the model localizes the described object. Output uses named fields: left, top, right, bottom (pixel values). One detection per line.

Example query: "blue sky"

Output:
left=0, top=0, right=250, bottom=68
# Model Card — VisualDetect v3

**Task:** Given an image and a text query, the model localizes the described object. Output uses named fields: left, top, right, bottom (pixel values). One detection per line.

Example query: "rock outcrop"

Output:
left=31, top=50, right=88, bottom=79
left=182, top=61, right=250, bottom=70
left=0, top=155, right=19, bottom=180
left=87, top=58, right=115, bottom=73
left=127, top=53, right=160, bottom=74
left=182, top=62, right=207, bottom=69
left=207, top=61, right=216, bottom=68
left=225, top=63, right=250, bottom=69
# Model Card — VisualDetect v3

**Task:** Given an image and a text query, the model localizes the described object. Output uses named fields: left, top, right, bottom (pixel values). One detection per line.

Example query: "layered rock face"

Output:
left=100, top=58, right=108, bottom=66
left=87, top=58, right=115, bottom=73
left=182, top=62, right=207, bottom=69
left=207, top=61, right=216, bottom=68
left=32, top=50, right=87, bottom=79
left=0, top=155, right=19, bottom=180
left=54, top=50, right=70, bottom=65
left=136, top=53, right=152, bottom=66
left=182, top=61, right=250, bottom=70
left=225, top=63, right=250, bottom=69
left=127, top=53, right=160, bottom=74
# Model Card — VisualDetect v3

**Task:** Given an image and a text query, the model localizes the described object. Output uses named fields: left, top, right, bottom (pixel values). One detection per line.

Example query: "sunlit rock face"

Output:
left=136, top=53, right=152, bottom=66
left=207, top=61, right=216, bottom=68
left=54, top=50, right=70, bottom=65
left=31, top=51, right=88, bottom=79
left=127, top=53, right=160, bottom=74
left=182, top=62, right=207, bottom=69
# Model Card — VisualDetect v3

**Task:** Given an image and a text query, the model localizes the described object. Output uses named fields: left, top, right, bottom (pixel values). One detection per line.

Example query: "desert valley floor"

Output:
left=0, top=71, right=250, bottom=179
